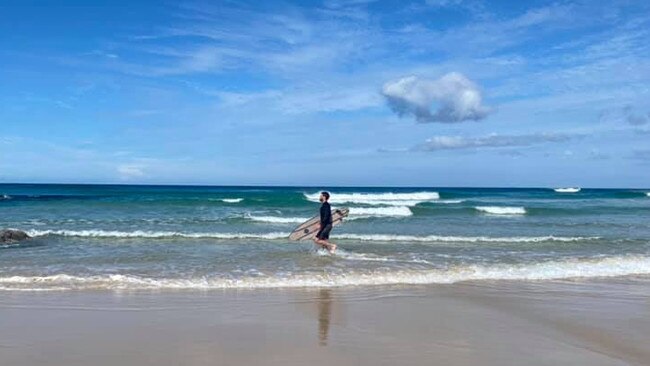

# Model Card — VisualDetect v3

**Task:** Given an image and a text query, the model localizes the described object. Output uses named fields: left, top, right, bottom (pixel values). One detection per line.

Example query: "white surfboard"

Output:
left=288, top=208, right=349, bottom=241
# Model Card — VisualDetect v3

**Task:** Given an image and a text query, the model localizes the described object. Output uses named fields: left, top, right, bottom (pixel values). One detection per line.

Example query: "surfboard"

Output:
left=289, top=208, right=349, bottom=241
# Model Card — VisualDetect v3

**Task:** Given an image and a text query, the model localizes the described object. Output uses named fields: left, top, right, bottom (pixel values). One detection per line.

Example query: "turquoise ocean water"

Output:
left=1, top=184, right=650, bottom=291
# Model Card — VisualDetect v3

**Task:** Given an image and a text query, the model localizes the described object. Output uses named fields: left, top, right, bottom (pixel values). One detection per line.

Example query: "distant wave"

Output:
left=348, top=206, right=412, bottom=217
left=1, top=255, right=648, bottom=290
left=247, top=216, right=308, bottom=224
left=246, top=206, right=412, bottom=224
left=0, top=194, right=97, bottom=202
left=220, top=198, right=243, bottom=203
left=475, top=206, right=526, bottom=215
left=646, top=192, right=650, bottom=197
left=304, top=192, right=439, bottom=206
left=554, top=187, right=581, bottom=193
left=27, top=229, right=597, bottom=243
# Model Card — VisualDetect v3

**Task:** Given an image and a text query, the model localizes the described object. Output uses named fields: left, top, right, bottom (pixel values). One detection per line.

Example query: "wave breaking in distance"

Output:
left=348, top=206, right=412, bottom=217
left=26, top=229, right=598, bottom=243
left=304, top=192, right=440, bottom=206
left=0, top=194, right=10, bottom=200
left=554, top=187, right=581, bottom=193
left=475, top=206, right=526, bottom=215
left=221, top=198, right=243, bottom=203
left=247, top=216, right=308, bottom=224
left=1, top=255, right=648, bottom=290
left=646, top=192, right=650, bottom=197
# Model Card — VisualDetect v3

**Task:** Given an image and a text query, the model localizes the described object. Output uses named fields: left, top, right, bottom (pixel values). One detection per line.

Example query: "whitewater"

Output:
left=2, top=184, right=650, bottom=291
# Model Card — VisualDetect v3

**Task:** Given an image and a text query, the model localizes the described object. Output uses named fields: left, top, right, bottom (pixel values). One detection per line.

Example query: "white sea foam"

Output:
left=1, top=255, right=648, bottom=290
left=247, top=206, right=412, bottom=223
left=26, top=229, right=289, bottom=240
left=646, top=192, right=650, bottom=197
left=247, top=216, right=309, bottom=224
left=27, top=229, right=598, bottom=243
left=1, top=194, right=10, bottom=200
left=554, top=187, right=581, bottom=193
left=348, top=206, right=412, bottom=217
left=335, top=234, right=598, bottom=243
left=475, top=206, right=526, bottom=215
left=221, top=198, right=243, bottom=203
left=304, top=192, right=440, bottom=206
left=332, top=250, right=433, bottom=264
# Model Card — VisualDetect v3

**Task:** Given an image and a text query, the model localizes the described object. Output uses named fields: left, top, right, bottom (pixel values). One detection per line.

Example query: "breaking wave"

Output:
left=247, top=216, right=308, bottom=224
left=554, top=187, right=581, bottom=193
left=348, top=206, right=412, bottom=217
left=304, top=192, right=440, bottom=206
left=26, top=229, right=289, bottom=240
left=1, top=255, right=648, bottom=290
left=26, top=229, right=598, bottom=243
left=475, top=206, right=526, bottom=215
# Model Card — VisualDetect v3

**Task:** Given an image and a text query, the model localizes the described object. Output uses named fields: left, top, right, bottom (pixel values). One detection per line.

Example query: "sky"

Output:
left=1, top=0, right=649, bottom=187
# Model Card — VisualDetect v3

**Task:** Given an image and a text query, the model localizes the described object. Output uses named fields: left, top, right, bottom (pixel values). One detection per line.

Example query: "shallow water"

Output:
left=1, top=184, right=649, bottom=290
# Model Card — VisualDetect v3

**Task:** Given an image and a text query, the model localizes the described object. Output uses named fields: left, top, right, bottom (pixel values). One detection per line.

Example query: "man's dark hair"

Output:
left=321, top=191, right=330, bottom=200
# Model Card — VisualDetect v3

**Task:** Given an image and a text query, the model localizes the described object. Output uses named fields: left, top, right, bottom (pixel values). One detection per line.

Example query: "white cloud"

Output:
left=381, top=72, right=491, bottom=123
left=117, top=164, right=145, bottom=180
left=415, top=132, right=575, bottom=151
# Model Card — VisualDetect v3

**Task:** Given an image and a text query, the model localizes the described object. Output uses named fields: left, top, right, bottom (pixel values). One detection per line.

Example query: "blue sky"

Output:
left=1, top=0, right=649, bottom=187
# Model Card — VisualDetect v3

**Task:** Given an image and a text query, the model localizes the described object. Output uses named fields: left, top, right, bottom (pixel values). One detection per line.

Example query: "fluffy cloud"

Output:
left=415, top=132, right=575, bottom=151
left=381, top=72, right=491, bottom=123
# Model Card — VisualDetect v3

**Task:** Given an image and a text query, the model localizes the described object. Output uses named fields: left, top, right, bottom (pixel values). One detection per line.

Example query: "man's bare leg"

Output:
left=314, top=239, right=337, bottom=253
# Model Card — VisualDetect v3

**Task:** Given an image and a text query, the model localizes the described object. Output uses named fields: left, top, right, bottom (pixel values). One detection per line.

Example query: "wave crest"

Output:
left=475, top=206, right=526, bottom=215
left=26, top=229, right=289, bottom=240
left=27, top=229, right=598, bottom=243
left=1, top=255, right=648, bottom=290
left=304, top=191, right=439, bottom=206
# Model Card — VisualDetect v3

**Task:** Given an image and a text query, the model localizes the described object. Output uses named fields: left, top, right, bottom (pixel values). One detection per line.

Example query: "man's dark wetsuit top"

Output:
left=317, top=201, right=333, bottom=240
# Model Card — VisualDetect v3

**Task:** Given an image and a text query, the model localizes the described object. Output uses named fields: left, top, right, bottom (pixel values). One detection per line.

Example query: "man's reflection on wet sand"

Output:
left=317, top=289, right=332, bottom=346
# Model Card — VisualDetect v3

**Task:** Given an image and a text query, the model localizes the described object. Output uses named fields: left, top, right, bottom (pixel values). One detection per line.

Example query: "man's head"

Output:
left=319, top=191, right=330, bottom=203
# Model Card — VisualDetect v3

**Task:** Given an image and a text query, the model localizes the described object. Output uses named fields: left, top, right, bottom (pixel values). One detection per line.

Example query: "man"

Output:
left=314, top=191, right=337, bottom=253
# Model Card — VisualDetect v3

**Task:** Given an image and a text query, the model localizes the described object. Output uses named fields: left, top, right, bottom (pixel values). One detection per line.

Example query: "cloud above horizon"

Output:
left=414, top=132, right=576, bottom=151
left=381, top=72, right=491, bottom=123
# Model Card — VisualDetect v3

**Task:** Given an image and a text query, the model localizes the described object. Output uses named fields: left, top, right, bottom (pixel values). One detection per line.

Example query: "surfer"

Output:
left=314, top=191, right=337, bottom=253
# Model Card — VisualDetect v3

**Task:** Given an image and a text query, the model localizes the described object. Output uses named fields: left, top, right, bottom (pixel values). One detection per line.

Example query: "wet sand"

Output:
left=1, top=279, right=649, bottom=366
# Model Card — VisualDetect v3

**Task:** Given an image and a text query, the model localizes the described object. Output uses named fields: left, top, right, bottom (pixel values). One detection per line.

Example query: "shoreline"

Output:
left=2, top=279, right=649, bottom=365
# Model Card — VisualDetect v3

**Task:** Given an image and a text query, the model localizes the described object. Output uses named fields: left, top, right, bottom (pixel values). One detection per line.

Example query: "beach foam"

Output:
left=304, top=192, right=440, bottom=206
left=475, top=206, right=526, bottom=215
left=1, top=255, right=648, bottom=290
left=26, top=229, right=598, bottom=243
left=26, top=229, right=289, bottom=240
left=335, top=233, right=598, bottom=243
left=221, top=198, right=243, bottom=203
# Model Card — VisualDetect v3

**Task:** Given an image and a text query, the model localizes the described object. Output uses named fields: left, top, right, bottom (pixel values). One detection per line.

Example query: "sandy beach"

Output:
left=2, top=279, right=649, bottom=366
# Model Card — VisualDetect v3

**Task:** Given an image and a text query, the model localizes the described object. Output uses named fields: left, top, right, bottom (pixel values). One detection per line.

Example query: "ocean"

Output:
left=1, top=184, right=650, bottom=291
